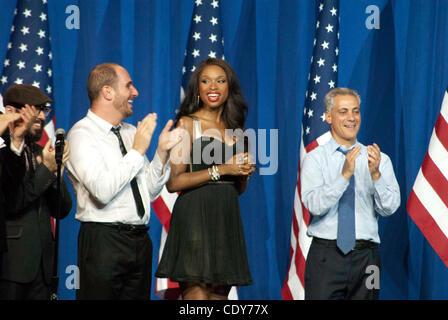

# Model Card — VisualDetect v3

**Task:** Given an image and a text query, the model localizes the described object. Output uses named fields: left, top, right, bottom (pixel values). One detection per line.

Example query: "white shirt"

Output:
left=66, top=110, right=170, bottom=225
left=0, top=137, right=4, bottom=149
left=9, top=138, right=24, bottom=155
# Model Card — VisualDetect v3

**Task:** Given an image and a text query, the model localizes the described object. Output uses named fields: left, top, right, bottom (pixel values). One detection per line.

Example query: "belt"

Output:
left=82, top=222, right=149, bottom=233
left=207, top=181, right=235, bottom=185
left=313, top=237, right=377, bottom=251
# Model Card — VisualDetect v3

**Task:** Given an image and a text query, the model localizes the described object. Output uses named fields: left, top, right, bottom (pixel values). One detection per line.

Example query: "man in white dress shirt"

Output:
left=66, top=63, right=182, bottom=300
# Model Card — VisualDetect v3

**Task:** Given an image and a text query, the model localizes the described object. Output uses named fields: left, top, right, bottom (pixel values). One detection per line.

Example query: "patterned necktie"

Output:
left=337, top=147, right=356, bottom=255
left=111, top=127, right=145, bottom=219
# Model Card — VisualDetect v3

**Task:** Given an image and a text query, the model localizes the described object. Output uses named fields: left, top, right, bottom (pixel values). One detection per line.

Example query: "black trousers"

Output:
left=0, top=261, right=50, bottom=300
left=76, top=222, right=153, bottom=300
left=304, top=238, right=381, bottom=300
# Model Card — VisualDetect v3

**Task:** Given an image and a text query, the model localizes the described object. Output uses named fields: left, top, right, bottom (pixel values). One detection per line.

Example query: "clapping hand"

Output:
left=37, top=140, right=57, bottom=174
left=0, top=112, right=21, bottom=136
left=9, top=105, right=39, bottom=148
left=133, top=113, right=157, bottom=155
left=158, top=119, right=184, bottom=152
left=367, top=143, right=381, bottom=181
left=37, top=139, right=70, bottom=178
left=157, top=119, right=184, bottom=164
left=341, top=146, right=361, bottom=180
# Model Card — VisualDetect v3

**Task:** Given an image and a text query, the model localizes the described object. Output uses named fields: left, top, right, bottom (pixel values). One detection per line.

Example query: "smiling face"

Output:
left=112, top=66, right=139, bottom=119
left=198, top=64, right=229, bottom=110
left=28, top=109, right=46, bottom=141
left=325, top=94, right=361, bottom=147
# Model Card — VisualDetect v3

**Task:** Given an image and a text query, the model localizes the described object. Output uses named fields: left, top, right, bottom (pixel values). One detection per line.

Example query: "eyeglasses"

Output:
left=36, top=105, right=52, bottom=117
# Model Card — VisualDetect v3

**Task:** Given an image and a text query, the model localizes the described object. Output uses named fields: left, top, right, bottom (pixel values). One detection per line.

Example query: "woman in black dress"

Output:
left=155, top=58, right=255, bottom=300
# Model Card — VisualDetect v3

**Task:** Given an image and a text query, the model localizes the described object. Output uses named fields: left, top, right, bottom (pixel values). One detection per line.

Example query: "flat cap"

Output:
left=3, top=84, right=52, bottom=108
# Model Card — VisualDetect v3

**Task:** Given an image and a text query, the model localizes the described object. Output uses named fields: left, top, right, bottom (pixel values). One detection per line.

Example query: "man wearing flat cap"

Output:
left=0, top=84, right=72, bottom=300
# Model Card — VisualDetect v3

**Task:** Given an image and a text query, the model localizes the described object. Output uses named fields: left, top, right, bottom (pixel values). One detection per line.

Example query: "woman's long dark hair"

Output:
left=175, top=58, right=248, bottom=130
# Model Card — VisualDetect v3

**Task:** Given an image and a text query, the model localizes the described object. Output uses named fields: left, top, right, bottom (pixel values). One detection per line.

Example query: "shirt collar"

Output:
left=327, top=136, right=363, bottom=155
left=87, top=109, right=122, bottom=135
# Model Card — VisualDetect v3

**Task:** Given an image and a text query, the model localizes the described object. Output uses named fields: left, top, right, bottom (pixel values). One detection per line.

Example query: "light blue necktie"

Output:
left=337, top=148, right=356, bottom=255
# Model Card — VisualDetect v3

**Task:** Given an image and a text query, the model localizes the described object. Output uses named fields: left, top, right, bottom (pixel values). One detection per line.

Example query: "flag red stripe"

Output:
left=301, top=203, right=310, bottom=227
left=281, top=207, right=306, bottom=299
left=305, top=140, right=318, bottom=153
left=151, top=197, right=172, bottom=232
left=292, top=208, right=306, bottom=287
left=281, top=280, right=294, bottom=300
left=435, top=113, right=448, bottom=151
left=407, top=190, right=448, bottom=267
left=292, top=208, right=299, bottom=243
left=421, top=153, right=448, bottom=208
left=294, top=247, right=306, bottom=288
left=296, top=165, right=310, bottom=227
left=38, top=121, right=50, bottom=147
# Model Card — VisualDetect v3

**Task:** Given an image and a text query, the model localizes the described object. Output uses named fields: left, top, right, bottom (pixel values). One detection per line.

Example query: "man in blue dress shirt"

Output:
left=301, top=87, right=400, bottom=300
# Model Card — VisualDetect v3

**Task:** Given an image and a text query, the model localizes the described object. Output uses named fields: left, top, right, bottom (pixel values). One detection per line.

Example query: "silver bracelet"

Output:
left=208, top=167, right=214, bottom=181
left=212, top=165, right=220, bottom=181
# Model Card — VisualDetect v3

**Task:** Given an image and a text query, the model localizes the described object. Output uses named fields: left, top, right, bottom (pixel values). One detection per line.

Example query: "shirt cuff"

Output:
left=373, top=174, right=387, bottom=192
left=0, top=137, right=4, bottom=149
left=125, top=149, right=145, bottom=168
left=151, top=151, right=170, bottom=177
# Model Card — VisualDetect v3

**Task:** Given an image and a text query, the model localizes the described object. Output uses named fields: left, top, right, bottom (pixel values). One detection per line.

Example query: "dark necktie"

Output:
left=337, top=147, right=356, bottom=255
left=24, top=144, right=36, bottom=173
left=111, top=127, right=145, bottom=219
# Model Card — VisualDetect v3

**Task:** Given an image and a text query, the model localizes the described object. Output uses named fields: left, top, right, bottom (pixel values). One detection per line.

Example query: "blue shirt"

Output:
left=301, top=137, right=400, bottom=243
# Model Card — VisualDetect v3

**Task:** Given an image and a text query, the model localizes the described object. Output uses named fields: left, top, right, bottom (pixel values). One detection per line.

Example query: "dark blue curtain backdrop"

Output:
left=1, top=0, right=448, bottom=300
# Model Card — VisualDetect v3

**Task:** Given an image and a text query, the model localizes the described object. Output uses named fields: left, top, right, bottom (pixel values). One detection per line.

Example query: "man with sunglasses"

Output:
left=0, top=84, right=72, bottom=300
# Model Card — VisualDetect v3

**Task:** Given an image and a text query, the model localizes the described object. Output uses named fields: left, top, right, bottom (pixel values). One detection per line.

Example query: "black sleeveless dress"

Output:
left=155, top=119, right=252, bottom=286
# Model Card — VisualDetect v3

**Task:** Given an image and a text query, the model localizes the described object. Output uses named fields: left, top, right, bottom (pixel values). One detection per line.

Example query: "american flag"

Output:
left=407, top=89, right=448, bottom=267
left=153, top=0, right=229, bottom=300
left=0, top=0, right=55, bottom=146
left=282, top=0, right=339, bottom=300
left=180, top=0, right=224, bottom=96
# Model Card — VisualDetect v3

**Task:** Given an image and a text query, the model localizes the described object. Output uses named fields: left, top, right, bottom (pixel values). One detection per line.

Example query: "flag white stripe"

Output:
left=414, top=169, right=448, bottom=238
left=0, top=95, right=4, bottom=113
left=439, top=94, right=448, bottom=121
left=286, top=223, right=304, bottom=300
left=427, top=132, right=448, bottom=181
left=315, top=130, right=332, bottom=147
left=294, top=189, right=312, bottom=258
left=160, top=188, right=177, bottom=213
